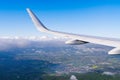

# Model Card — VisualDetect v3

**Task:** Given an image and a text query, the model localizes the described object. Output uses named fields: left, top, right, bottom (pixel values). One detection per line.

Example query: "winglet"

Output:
left=26, top=8, right=49, bottom=32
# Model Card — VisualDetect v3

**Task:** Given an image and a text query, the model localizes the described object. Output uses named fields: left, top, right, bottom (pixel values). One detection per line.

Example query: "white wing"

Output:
left=26, top=8, right=120, bottom=55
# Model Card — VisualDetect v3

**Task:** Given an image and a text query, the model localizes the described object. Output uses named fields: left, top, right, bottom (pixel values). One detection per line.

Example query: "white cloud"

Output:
left=102, top=72, right=115, bottom=76
left=70, top=75, right=78, bottom=80
left=0, top=36, right=67, bottom=51
left=0, top=38, right=30, bottom=51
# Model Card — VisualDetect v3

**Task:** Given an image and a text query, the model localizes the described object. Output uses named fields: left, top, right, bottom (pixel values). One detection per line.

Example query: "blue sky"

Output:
left=0, top=0, right=120, bottom=38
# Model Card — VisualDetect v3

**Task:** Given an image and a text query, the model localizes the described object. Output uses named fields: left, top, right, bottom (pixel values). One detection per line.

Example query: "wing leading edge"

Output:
left=26, top=8, right=120, bottom=55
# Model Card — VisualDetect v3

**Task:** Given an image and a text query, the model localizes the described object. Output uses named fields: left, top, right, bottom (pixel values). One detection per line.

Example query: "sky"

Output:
left=0, top=0, right=120, bottom=38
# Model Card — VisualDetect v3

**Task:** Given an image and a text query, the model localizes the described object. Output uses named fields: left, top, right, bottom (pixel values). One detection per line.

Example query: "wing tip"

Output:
left=26, top=8, right=50, bottom=32
left=26, top=8, right=30, bottom=12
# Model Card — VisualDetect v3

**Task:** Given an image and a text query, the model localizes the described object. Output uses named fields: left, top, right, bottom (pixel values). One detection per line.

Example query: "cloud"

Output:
left=0, top=38, right=30, bottom=51
left=28, top=36, right=67, bottom=41
left=0, top=36, right=67, bottom=51
left=102, top=72, right=115, bottom=76
left=70, top=75, right=78, bottom=80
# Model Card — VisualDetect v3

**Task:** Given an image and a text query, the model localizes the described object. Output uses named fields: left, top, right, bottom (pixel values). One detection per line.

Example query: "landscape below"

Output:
left=0, top=37, right=120, bottom=80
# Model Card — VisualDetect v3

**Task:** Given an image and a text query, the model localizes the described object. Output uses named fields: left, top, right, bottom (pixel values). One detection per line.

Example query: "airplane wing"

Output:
left=26, top=8, right=120, bottom=55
